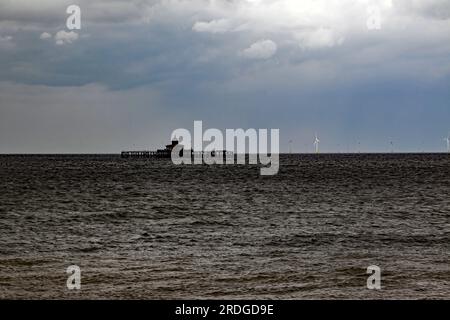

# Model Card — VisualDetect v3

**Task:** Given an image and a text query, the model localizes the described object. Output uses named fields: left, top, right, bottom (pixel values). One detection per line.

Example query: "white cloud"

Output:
left=54, top=30, right=78, bottom=45
left=39, top=32, right=52, bottom=40
left=242, top=39, right=277, bottom=60
left=0, top=35, right=13, bottom=49
left=298, top=28, right=345, bottom=50
left=193, top=19, right=232, bottom=34
left=0, top=35, right=13, bottom=41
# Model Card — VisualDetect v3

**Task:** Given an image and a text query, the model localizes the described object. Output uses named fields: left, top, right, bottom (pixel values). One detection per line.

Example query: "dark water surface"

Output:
left=0, top=154, right=449, bottom=299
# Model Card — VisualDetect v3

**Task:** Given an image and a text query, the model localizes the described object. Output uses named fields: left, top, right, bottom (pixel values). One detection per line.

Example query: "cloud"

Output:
left=0, top=35, right=14, bottom=49
left=297, top=28, right=344, bottom=50
left=54, top=30, right=78, bottom=45
left=395, top=0, right=450, bottom=19
left=0, top=35, right=13, bottom=42
left=39, top=32, right=52, bottom=40
left=0, top=1, right=450, bottom=153
left=193, top=19, right=232, bottom=34
left=1, top=0, right=449, bottom=89
left=242, top=39, right=277, bottom=60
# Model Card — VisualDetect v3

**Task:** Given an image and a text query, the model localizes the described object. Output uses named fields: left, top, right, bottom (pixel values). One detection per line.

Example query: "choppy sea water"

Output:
left=0, top=154, right=449, bottom=299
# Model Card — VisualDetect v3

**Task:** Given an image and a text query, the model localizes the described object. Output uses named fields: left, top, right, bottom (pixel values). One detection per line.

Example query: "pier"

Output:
left=121, top=138, right=233, bottom=159
left=121, top=150, right=170, bottom=158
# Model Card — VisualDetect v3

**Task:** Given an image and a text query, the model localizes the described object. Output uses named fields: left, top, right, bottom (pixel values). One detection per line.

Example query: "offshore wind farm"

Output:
left=280, top=133, right=450, bottom=154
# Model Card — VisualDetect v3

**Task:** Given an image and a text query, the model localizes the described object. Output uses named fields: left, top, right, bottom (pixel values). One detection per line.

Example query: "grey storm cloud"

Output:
left=395, top=0, right=450, bottom=19
left=0, top=0, right=449, bottom=89
left=0, top=0, right=450, bottom=153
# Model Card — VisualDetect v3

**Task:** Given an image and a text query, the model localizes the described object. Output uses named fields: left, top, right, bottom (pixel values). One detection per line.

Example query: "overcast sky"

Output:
left=0, top=0, right=449, bottom=153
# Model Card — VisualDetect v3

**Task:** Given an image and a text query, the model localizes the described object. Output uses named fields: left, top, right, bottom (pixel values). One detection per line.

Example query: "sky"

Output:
left=0, top=0, right=449, bottom=153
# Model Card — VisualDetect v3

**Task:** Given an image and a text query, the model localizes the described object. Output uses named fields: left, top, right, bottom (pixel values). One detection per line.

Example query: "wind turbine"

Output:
left=445, top=133, right=450, bottom=153
left=289, top=140, right=293, bottom=154
left=314, top=133, right=320, bottom=154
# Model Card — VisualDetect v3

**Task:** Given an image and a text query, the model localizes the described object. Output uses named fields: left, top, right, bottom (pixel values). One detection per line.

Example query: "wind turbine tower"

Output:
left=445, top=133, right=450, bottom=153
left=314, top=134, right=320, bottom=154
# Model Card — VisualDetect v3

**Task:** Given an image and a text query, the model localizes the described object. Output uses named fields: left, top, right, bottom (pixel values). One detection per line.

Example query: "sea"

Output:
left=0, top=154, right=449, bottom=299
